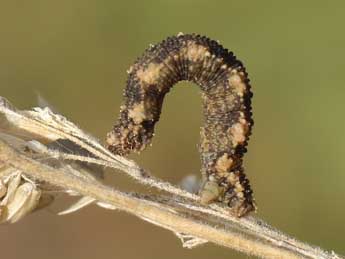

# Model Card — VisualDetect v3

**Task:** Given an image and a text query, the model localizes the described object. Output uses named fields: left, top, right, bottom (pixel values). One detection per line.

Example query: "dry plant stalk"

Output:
left=0, top=96, right=342, bottom=259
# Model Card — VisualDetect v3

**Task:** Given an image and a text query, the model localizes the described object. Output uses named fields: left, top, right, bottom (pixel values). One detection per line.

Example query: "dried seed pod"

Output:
left=107, top=33, right=255, bottom=217
left=0, top=173, right=41, bottom=223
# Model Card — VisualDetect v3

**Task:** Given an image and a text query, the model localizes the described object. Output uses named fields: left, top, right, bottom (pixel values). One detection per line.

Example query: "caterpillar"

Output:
left=106, top=33, right=255, bottom=217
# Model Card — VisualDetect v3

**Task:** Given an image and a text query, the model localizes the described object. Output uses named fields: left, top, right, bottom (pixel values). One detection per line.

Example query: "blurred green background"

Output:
left=1, top=1, right=344, bottom=258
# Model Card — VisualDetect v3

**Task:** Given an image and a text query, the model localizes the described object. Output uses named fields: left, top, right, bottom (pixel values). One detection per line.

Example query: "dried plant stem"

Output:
left=0, top=139, right=341, bottom=259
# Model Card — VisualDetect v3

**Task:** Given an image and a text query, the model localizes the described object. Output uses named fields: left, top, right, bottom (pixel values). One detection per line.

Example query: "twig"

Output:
left=0, top=97, right=343, bottom=259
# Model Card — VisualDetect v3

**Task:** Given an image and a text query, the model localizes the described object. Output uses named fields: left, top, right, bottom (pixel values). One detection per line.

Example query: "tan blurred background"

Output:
left=1, top=1, right=345, bottom=258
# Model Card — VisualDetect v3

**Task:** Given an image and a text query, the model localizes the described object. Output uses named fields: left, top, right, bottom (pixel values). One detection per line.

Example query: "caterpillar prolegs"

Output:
left=106, top=33, right=255, bottom=217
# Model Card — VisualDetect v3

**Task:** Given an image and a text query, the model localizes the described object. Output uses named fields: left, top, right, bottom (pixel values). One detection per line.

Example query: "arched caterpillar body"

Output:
left=106, top=33, right=255, bottom=217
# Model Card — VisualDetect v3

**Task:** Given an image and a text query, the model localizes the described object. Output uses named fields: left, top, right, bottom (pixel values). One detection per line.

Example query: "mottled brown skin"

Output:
left=106, top=33, right=255, bottom=217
